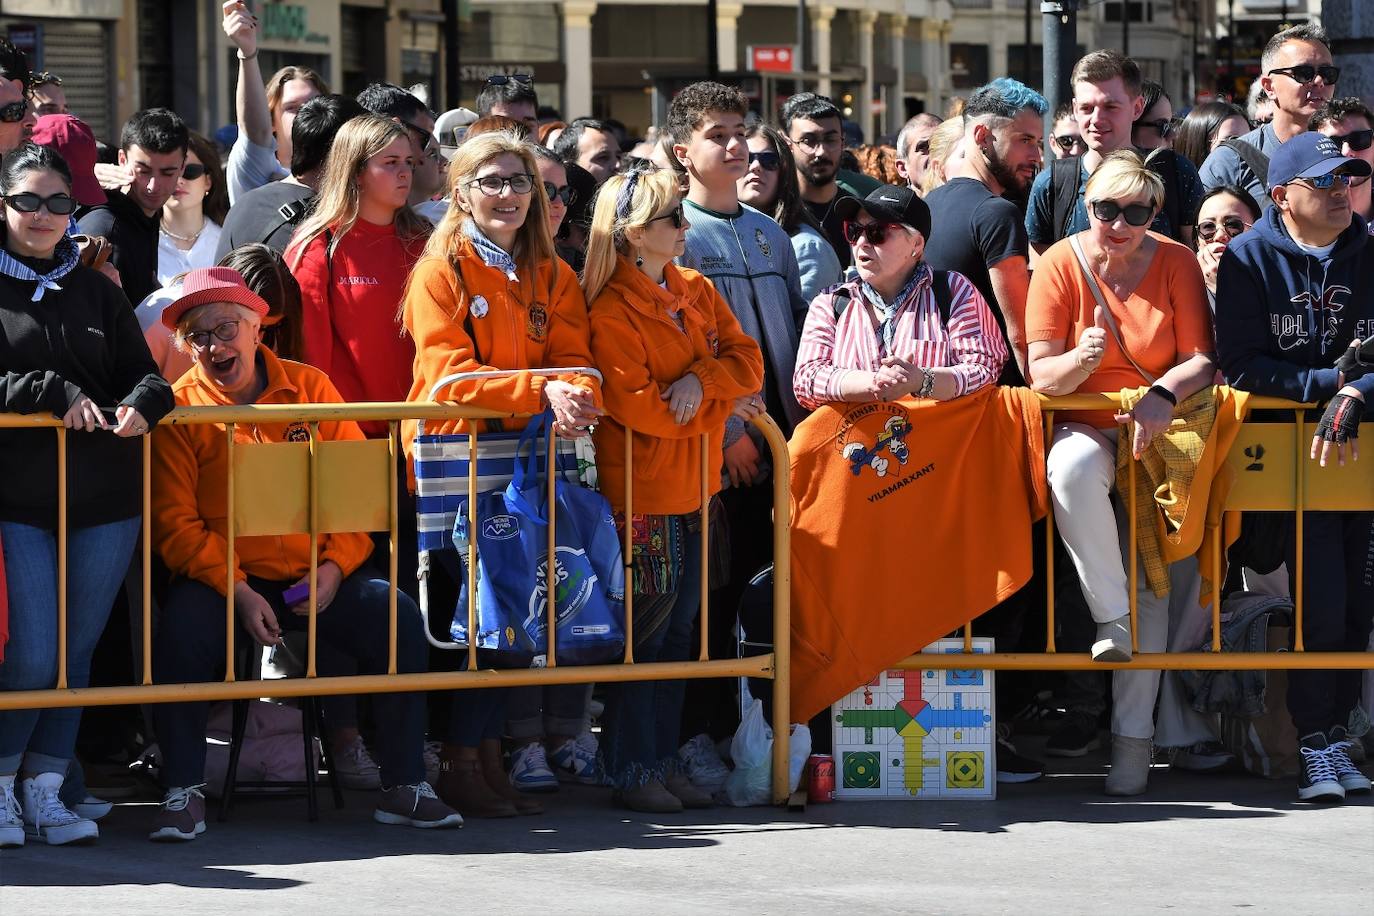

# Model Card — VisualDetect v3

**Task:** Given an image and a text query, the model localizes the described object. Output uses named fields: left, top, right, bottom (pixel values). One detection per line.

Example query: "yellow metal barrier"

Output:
left=0, top=403, right=795, bottom=804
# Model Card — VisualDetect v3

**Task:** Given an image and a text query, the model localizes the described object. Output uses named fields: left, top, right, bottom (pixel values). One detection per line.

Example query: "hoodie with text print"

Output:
left=1216, top=206, right=1373, bottom=402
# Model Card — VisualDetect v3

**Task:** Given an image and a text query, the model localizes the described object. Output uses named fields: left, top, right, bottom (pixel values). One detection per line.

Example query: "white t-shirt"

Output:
left=157, top=221, right=223, bottom=286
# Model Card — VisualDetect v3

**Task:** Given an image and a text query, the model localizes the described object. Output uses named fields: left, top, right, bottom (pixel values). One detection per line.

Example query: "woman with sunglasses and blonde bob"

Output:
left=582, top=166, right=763, bottom=813
left=1025, top=149, right=1215, bottom=796
left=793, top=183, right=1007, bottom=411
left=402, top=129, right=602, bottom=820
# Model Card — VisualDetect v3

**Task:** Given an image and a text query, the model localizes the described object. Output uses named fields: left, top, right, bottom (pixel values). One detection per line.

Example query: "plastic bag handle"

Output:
left=426, top=366, right=603, bottom=403
left=506, top=411, right=554, bottom=522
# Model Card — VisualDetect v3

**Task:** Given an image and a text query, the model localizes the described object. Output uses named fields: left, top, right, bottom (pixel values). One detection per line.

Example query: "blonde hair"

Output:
left=581, top=168, right=681, bottom=305
left=290, top=114, right=430, bottom=268
left=920, top=116, right=965, bottom=195
left=1084, top=149, right=1165, bottom=211
left=420, top=130, right=554, bottom=275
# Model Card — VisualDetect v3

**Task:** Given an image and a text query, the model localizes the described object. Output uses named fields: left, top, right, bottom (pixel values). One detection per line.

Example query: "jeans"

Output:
left=1046, top=424, right=1171, bottom=740
left=602, top=518, right=702, bottom=788
left=0, top=517, right=140, bottom=776
left=507, top=683, right=591, bottom=741
left=151, top=571, right=429, bottom=789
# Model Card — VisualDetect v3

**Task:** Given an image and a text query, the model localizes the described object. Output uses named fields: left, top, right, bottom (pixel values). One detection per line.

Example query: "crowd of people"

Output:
left=0, top=5, right=1371, bottom=851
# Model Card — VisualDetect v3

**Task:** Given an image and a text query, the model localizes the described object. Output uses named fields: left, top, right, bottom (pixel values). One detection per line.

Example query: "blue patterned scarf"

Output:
left=0, top=234, right=81, bottom=302
left=860, top=262, right=929, bottom=356
left=462, top=220, right=519, bottom=282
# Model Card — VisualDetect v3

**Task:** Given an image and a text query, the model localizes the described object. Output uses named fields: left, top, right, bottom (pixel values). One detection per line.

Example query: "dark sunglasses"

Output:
left=648, top=205, right=685, bottom=229
left=1268, top=64, right=1340, bottom=86
left=1289, top=172, right=1355, bottom=191
left=747, top=151, right=781, bottom=172
left=4, top=192, right=77, bottom=215
left=485, top=74, right=532, bottom=86
left=843, top=220, right=900, bottom=245
left=1090, top=199, right=1155, bottom=227
left=1329, top=128, right=1374, bottom=153
left=1135, top=117, right=1180, bottom=139
left=0, top=101, right=27, bottom=123
left=1053, top=134, right=1085, bottom=152
left=181, top=163, right=207, bottom=181
left=29, top=71, right=61, bottom=87
left=1197, top=216, right=1250, bottom=242
left=543, top=180, right=572, bottom=206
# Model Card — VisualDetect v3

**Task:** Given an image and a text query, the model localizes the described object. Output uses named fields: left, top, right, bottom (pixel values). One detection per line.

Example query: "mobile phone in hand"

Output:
left=282, top=582, right=310, bottom=605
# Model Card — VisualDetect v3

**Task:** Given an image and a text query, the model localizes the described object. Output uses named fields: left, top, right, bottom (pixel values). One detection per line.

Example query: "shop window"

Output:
left=592, top=5, right=705, bottom=61
left=949, top=44, right=989, bottom=90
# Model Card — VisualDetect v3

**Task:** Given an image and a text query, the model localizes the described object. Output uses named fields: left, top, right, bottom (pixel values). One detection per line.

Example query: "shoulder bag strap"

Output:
left=1067, top=234, right=1157, bottom=384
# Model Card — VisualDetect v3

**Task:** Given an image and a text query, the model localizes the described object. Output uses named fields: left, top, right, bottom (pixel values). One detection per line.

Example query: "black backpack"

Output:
left=1050, top=149, right=1186, bottom=243
left=829, top=269, right=954, bottom=324
left=1219, top=138, right=1271, bottom=196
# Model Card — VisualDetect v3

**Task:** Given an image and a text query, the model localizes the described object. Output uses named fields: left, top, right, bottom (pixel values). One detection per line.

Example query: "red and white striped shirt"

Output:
left=793, top=268, right=1008, bottom=410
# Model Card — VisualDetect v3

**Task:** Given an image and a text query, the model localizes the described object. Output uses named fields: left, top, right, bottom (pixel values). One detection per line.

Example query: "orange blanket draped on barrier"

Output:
left=789, top=387, right=1049, bottom=722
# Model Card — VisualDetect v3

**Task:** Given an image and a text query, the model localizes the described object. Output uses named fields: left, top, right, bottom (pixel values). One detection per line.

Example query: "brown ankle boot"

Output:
left=479, top=739, right=543, bottom=816
left=436, top=753, right=518, bottom=819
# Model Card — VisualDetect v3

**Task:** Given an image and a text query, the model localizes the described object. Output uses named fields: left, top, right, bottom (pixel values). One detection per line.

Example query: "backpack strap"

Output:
left=261, top=196, right=311, bottom=248
left=1220, top=138, right=1271, bottom=194
left=830, top=286, right=853, bottom=320
left=1051, top=156, right=1083, bottom=242
left=931, top=269, right=953, bottom=325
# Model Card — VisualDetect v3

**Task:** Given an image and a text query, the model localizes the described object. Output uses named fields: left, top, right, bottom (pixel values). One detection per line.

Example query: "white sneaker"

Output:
left=74, top=795, right=114, bottom=820
left=509, top=743, right=559, bottom=793
left=678, top=734, right=730, bottom=791
left=0, top=775, right=24, bottom=848
left=21, top=772, right=98, bottom=845
left=333, top=735, right=382, bottom=790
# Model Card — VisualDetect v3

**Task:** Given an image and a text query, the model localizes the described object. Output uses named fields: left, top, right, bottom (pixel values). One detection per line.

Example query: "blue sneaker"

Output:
left=550, top=732, right=607, bottom=786
left=508, top=743, right=559, bottom=793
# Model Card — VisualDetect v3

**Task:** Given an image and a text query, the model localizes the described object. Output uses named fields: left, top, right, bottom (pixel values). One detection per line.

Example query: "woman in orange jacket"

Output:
left=149, top=268, right=459, bottom=841
left=582, top=167, right=764, bottom=813
left=402, top=129, right=601, bottom=819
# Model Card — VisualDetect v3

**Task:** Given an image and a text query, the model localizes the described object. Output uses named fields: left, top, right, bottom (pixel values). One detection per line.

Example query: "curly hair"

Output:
left=666, top=81, right=747, bottom=145
left=852, top=144, right=903, bottom=185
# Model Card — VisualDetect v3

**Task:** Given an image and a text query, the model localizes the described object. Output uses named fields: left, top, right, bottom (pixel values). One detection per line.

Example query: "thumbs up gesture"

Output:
left=1074, top=306, right=1109, bottom=373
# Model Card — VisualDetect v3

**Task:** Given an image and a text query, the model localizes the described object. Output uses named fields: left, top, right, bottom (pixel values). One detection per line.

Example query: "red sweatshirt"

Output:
left=288, top=219, right=425, bottom=436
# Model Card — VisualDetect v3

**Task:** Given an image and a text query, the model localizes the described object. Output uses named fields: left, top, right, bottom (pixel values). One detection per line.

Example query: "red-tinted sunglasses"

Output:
left=843, top=220, right=898, bottom=245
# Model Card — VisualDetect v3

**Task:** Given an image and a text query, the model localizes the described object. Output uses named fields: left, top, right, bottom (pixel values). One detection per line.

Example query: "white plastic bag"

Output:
left=788, top=723, right=812, bottom=794
left=724, top=698, right=772, bottom=806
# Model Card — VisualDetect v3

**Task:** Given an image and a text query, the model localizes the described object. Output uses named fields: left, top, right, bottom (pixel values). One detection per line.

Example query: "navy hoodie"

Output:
left=1215, top=205, right=1373, bottom=402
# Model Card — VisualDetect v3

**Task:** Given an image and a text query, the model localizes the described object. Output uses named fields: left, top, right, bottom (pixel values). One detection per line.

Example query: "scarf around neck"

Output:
left=463, top=220, right=519, bottom=281
left=860, top=261, right=929, bottom=356
left=0, top=234, right=81, bottom=302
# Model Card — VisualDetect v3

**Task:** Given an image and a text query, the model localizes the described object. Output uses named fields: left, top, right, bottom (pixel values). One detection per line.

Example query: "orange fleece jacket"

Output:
left=152, top=345, right=374, bottom=594
left=788, top=387, right=1048, bottom=722
left=401, top=238, right=601, bottom=460
left=589, top=258, right=764, bottom=516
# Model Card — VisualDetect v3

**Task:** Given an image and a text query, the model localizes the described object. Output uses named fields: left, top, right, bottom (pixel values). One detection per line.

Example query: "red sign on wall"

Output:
left=748, top=45, right=797, bottom=73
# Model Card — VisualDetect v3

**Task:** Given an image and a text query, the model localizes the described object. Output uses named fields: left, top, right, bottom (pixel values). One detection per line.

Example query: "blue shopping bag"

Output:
left=450, top=412, right=626, bottom=667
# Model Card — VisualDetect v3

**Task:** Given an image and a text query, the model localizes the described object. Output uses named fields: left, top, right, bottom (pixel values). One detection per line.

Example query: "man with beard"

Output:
left=782, top=93, right=856, bottom=269
left=1025, top=50, right=1201, bottom=254
left=0, top=39, right=35, bottom=154
left=924, top=77, right=1044, bottom=385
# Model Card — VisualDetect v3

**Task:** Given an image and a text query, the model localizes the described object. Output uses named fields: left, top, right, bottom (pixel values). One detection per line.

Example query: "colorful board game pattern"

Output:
left=831, top=638, right=995, bottom=800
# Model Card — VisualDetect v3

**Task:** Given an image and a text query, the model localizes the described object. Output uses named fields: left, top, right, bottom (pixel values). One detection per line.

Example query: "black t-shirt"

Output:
left=214, top=180, right=315, bottom=262
left=803, top=190, right=857, bottom=271
left=922, top=178, right=1028, bottom=386
left=76, top=189, right=162, bottom=307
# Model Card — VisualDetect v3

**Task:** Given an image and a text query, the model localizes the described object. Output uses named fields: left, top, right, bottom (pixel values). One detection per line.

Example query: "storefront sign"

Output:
left=6, top=24, right=40, bottom=67
left=261, top=3, right=329, bottom=46
left=748, top=45, right=797, bottom=73
left=460, top=62, right=566, bottom=83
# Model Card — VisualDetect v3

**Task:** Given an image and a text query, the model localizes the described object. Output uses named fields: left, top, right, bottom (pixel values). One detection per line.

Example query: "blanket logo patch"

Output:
left=837, top=404, right=912, bottom=479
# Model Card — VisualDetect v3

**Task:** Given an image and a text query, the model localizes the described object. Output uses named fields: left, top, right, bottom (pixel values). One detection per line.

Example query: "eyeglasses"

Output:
left=184, top=319, right=244, bottom=350
left=843, top=220, right=899, bottom=245
left=789, top=132, right=842, bottom=152
left=1267, top=64, right=1340, bottom=86
left=1089, top=199, right=1155, bottom=227
left=1329, top=128, right=1374, bottom=152
left=181, top=163, right=207, bottom=181
left=747, top=151, right=781, bottom=172
left=1135, top=117, right=1180, bottom=139
left=0, top=101, right=27, bottom=123
left=29, top=71, right=60, bottom=87
left=484, top=74, right=533, bottom=86
left=1288, top=172, right=1355, bottom=191
left=648, top=205, right=685, bottom=229
left=399, top=119, right=438, bottom=156
left=1197, top=216, right=1250, bottom=242
left=1053, top=134, right=1086, bottom=153
left=468, top=173, right=535, bottom=196
left=543, top=181, right=572, bottom=206
left=4, top=192, right=76, bottom=215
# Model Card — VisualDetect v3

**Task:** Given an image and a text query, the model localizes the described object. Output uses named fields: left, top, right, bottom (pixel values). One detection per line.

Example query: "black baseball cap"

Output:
left=833, top=184, right=932, bottom=242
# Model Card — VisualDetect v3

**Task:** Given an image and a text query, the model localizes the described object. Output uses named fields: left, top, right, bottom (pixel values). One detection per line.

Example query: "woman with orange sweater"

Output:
left=402, top=130, right=602, bottom=819
left=149, top=267, right=458, bottom=842
left=582, top=167, right=764, bottom=813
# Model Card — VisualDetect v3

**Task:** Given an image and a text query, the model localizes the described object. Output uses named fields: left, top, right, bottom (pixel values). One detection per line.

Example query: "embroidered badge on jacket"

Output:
left=527, top=302, right=549, bottom=342
left=755, top=228, right=771, bottom=260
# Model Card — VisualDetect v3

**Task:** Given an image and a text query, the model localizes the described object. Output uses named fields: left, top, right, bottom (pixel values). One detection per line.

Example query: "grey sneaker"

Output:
left=0, top=776, right=23, bottom=848
left=1104, top=735, right=1152, bottom=796
left=334, top=736, right=383, bottom=791
left=1327, top=727, right=1371, bottom=794
left=22, top=773, right=98, bottom=845
left=1091, top=616, right=1132, bottom=662
left=149, top=785, right=207, bottom=842
left=374, top=781, right=463, bottom=828
left=1170, top=741, right=1236, bottom=773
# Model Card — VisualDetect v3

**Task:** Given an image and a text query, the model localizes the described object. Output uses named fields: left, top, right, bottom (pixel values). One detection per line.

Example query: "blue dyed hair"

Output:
left=964, top=78, right=1049, bottom=121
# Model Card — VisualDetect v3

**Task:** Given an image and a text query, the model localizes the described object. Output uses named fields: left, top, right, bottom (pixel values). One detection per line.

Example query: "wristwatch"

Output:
left=918, top=367, right=935, bottom=399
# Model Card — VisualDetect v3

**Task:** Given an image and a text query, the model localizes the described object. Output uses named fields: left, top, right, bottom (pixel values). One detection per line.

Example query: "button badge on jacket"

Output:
left=470, top=295, right=489, bottom=318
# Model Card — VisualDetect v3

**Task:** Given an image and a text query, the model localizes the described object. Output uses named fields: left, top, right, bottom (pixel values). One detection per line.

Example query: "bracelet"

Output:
left=237, top=48, right=258, bottom=61
left=918, top=367, right=936, bottom=399
left=1148, top=384, right=1177, bottom=406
